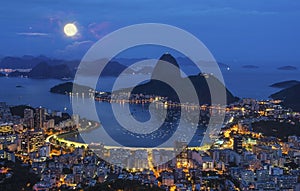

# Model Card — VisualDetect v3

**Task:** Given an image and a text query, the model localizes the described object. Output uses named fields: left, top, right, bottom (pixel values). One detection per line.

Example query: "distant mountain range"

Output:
left=113, top=57, right=231, bottom=69
left=0, top=55, right=78, bottom=79
left=173, top=57, right=230, bottom=69
left=0, top=55, right=232, bottom=79
left=270, top=83, right=300, bottom=111
left=8, top=62, right=73, bottom=79
left=1, top=56, right=134, bottom=79
left=0, top=55, right=79, bottom=69
left=117, top=53, right=238, bottom=104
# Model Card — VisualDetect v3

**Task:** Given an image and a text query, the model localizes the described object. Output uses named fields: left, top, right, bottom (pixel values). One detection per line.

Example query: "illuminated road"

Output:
left=47, top=133, right=211, bottom=152
left=147, top=152, right=160, bottom=178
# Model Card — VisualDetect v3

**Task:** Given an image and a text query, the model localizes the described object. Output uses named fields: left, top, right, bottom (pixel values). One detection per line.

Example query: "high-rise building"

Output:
left=233, top=135, right=243, bottom=154
left=39, top=143, right=50, bottom=157
left=174, top=141, right=188, bottom=168
left=18, top=132, right=30, bottom=154
left=24, top=108, right=34, bottom=128
left=30, top=131, right=45, bottom=152
left=0, top=125, right=17, bottom=150
left=35, top=107, right=45, bottom=130
left=46, top=119, right=55, bottom=129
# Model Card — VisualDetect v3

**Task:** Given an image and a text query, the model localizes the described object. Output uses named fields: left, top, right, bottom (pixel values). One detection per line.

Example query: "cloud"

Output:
left=55, top=40, right=94, bottom=59
left=237, top=9, right=277, bottom=16
left=64, top=40, right=93, bottom=50
left=88, top=22, right=111, bottom=39
left=188, top=7, right=278, bottom=16
left=16, top=32, right=49, bottom=37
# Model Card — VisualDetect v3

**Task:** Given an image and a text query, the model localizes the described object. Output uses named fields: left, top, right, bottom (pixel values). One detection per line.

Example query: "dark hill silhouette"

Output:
left=270, top=83, right=300, bottom=111
left=270, top=80, right=300, bottom=89
left=10, top=105, right=34, bottom=118
left=29, top=62, right=72, bottom=79
left=50, top=82, right=93, bottom=94
left=3, top=56, right=133, bottom=78
left=102, top=61, right=134, bottom=76
left=118, top=53, right=238, bottom=105
left=8, top=62, right=72, bottom=79
left=0, top=55, right=50, bottom=69
left=151, top=53, right=181, bottom=79
left=78, top=60, right=134, bottom=77
left=0, top=55, right=77, bottom=69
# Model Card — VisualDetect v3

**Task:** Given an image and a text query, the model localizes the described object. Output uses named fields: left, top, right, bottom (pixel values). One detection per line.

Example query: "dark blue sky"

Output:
left=1, top=0, right=300, bottom=64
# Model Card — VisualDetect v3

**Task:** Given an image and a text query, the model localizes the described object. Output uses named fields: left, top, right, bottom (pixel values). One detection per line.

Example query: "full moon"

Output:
left=64, top=23, right=78, bottom=37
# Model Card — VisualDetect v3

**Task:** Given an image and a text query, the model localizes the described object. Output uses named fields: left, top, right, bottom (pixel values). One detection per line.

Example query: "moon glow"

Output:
left=64, top=23, right=78, bottom=37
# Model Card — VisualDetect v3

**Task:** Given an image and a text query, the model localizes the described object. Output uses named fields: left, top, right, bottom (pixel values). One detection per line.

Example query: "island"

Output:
left=270, top=80, right=300, bottom=89
left=50, top=82, right=94, bottom=95
left=277, top=65, right=298, bottom=71
left=242, top=65, right=259, bottom=69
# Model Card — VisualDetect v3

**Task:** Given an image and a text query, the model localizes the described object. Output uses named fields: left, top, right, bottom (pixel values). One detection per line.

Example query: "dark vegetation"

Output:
left=10, top=105, right=34, bottom=118
left=252, top=120, right=300, bottom=141
left=0, top=159, right=40, bottom=191
left=270, top=83, right=300, bottom=111
left=84, top=179, right=164, bottom=191
left=50, top=82, right=93, bottom=95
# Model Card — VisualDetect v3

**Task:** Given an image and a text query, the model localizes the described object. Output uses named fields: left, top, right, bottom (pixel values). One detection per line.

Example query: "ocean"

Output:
left=0, top=66, right=299, bottom=147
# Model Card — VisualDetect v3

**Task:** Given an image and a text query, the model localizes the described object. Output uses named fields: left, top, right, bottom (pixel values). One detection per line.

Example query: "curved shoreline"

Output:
left=46, top=121, right=101, bottom=148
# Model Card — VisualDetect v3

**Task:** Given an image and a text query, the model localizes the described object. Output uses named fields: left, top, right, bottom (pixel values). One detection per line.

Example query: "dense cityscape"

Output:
left=1, top=96, right=300, bottom=190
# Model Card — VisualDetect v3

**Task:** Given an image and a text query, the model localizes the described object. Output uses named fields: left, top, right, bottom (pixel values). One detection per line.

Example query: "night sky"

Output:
left=1, top=0, right=300, bottom=64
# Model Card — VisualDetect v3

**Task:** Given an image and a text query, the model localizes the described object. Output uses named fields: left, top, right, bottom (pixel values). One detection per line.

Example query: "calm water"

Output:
left=0, top=67, right=299, bottom=146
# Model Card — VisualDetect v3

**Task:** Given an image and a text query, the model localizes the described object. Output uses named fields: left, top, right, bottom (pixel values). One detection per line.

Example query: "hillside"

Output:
left=118, top=53, right=238, bottom=104
left=8, top=62, right=73, bottom=79
left=270, top=84, right=300, bottom=111
left=50, top=82, right=93, bottom=95
left=270, top=80, right=300, bottom=89
left=0, top=55, right=79, bottom=70
left=77, top=60, right=134, bottom=77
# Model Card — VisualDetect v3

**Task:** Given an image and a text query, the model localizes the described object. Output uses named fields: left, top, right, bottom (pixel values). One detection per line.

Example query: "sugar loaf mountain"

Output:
left=116, top=53, right=238, bottom=105
left=50, top=53, right=238, bottom=105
